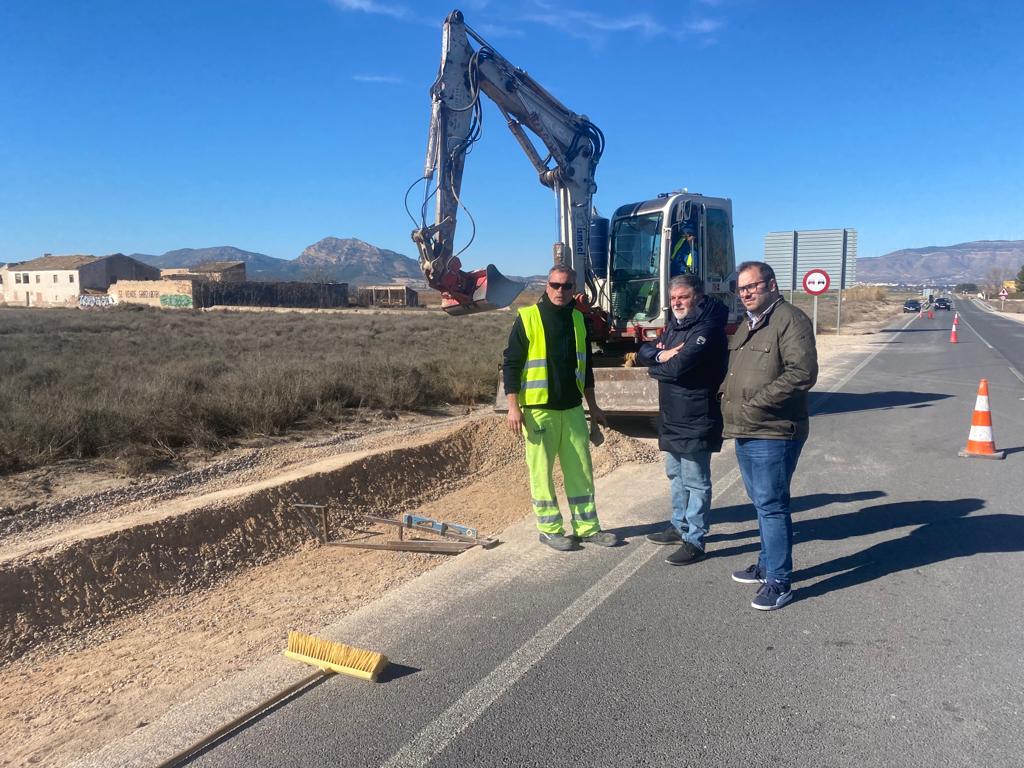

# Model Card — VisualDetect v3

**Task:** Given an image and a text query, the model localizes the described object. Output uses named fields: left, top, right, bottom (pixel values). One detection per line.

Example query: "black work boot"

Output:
left=539, top=532, right=578, bottom=551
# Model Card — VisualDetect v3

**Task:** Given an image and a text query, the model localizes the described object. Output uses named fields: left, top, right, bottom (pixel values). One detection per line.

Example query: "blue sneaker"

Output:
left=751, top=580, right=792, bottom=611
left=731, top=563, right=766, bottom=584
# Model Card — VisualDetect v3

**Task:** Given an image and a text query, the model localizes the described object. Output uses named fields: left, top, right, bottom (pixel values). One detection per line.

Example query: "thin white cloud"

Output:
left=522, top=9, right=665, bottom=38
left=476, top=22, right=525, bottom=38
left=352, top=74, right=403, bottom=83
left=684, top=18, right=723, bottom=34
left=330, top=0, right=725, bottom=45
left=330, top=0, right=411, bottom=21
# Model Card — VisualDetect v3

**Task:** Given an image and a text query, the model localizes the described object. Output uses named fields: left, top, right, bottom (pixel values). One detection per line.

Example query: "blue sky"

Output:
left=1, top=0, right=1022, bottom=276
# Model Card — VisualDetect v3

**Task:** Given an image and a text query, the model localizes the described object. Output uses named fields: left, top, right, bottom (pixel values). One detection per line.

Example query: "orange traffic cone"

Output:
left=953, top=312, right=960, bottom=325
left=949, top=325, right=958, bottom=343
left=959, top=379, right=1004, bottom=459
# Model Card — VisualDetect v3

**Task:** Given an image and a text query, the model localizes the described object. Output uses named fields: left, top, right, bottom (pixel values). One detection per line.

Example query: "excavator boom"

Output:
left=411, top=9, right=604, bottom=315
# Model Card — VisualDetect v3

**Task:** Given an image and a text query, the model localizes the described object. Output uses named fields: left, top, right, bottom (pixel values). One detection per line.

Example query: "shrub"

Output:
left=0, top=306, right=513, bottom=473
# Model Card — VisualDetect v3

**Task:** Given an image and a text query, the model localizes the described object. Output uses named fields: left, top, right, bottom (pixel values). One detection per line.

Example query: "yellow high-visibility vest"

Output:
left=517, top=304, right=587, bottom=406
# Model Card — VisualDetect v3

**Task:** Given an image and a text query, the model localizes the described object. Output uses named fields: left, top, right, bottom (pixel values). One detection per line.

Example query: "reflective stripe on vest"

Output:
left=517, top=304, right=587, bottom=406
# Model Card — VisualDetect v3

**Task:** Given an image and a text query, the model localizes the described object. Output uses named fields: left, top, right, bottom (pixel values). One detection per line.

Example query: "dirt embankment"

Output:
left=0, top=417, right=524, bottom=662
left=0, top=411, right=659, bottom=768
left=0, top=312, right=898, bottom=767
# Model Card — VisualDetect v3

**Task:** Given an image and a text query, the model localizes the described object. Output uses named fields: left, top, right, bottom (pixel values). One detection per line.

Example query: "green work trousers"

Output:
left=522, top=405, right=601, bottom=537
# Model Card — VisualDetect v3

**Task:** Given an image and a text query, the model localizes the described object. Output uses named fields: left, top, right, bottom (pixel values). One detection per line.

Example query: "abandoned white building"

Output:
left=0, top=254, right=159, bottom=307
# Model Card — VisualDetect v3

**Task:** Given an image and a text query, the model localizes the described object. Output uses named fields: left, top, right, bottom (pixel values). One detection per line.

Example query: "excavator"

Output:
left=409, top=10, right=739, bottom=413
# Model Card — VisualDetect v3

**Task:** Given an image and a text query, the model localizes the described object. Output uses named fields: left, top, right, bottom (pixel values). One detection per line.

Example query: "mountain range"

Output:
left=128, top=238, right=1024, bottom=287
left=130, top=239, right=422, bottom=284
left=855, top=240, right=1023, bottom=285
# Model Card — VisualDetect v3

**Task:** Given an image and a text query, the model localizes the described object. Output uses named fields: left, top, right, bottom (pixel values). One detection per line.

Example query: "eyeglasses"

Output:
left=548, top=281, right=574, bottom=291
left=737, top=279, right=768, bottom=295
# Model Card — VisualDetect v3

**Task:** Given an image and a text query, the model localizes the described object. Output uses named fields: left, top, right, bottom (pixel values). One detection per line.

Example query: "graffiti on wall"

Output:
left=79, top=295, right=116, bottom=308
left=159, top=294, right=194, bottom=308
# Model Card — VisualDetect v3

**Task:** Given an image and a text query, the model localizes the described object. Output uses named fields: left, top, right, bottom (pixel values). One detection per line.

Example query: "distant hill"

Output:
left=295, top=238, right=421, bottom=283
left=130, top=239, right=425, bottom=284
left=130, top=246, right=300, bottom=281
left=857, top=240, right=1024, bottom=284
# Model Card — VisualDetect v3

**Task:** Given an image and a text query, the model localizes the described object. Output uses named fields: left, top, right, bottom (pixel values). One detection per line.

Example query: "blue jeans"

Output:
left=734, top=438, right=805, bottom=588
left=664, top=451, right=712, bottom=551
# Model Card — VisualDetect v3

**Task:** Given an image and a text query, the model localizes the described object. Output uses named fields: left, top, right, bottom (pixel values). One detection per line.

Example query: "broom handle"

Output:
left=155, top=670, right=327, bottom=768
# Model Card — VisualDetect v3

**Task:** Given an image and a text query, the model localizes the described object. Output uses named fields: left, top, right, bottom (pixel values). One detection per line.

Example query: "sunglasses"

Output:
left=548, top=281, right=574, bottom=291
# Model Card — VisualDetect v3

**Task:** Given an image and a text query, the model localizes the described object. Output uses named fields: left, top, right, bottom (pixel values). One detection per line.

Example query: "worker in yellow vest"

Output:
left=503, top=265, right=618, bottom=551
left=670, top=222, right=697, bottom=277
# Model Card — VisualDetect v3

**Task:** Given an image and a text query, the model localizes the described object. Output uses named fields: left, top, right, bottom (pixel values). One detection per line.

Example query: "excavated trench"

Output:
left=0, top=416, right=658, bottom=662
left=0, top=418, right=524, bottom=661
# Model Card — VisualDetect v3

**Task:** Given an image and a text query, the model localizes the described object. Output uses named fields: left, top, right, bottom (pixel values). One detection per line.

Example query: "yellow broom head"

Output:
left=284, top=630, right=388, bottom=681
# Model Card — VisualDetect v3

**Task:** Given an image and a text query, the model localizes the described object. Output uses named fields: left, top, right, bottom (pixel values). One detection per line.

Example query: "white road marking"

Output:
left=1008, top=366, right=1024, bottom=385
left=382, top=472, right=746, bottom=768
left=957, top=313, right=994, bottom=349
left=381, top=318, right=903, bottom=767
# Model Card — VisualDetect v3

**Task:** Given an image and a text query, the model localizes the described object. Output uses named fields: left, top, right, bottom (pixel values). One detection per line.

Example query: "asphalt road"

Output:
left=953, top=298, right=1024, bottom=383
left=79, top=308, right=1024, bottom=768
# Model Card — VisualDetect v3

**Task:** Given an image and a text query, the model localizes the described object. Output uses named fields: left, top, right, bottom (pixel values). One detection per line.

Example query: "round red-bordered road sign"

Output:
left=803, top=269, right=831, bottom=295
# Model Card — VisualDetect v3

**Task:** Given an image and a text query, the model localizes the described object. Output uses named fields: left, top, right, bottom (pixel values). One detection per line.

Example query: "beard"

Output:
left=671, top=308, right=688, bottom=320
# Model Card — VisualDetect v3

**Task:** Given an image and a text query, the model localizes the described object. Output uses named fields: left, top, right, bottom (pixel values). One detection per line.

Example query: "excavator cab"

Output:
left=598, top=192, right=737, bottom=345
left=607, top=211, right=662, bottom=328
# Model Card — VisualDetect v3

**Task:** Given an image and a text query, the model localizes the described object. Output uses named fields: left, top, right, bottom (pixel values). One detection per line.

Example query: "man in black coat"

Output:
left=637, top=274, right=729, bottom=565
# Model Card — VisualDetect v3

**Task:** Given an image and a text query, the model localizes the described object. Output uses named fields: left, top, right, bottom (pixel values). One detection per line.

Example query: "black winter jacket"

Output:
left=637, top=296, right=729, bottom=454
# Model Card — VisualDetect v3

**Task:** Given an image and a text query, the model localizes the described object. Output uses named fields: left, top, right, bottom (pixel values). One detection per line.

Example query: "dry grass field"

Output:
left=0, top=288, right=905, bottom=476
left=0, top=305, right=512, bottom=474
left=788, top=286, right=905, bottom=332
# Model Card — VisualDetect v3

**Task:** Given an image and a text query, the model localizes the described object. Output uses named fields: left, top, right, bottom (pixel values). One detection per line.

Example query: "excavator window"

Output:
left=609, top=213, right=662, bottom=324
left=704, top=208, right=733, bottom=282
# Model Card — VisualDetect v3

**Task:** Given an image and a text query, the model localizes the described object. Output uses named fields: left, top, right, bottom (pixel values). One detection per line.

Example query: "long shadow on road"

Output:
left=808, top=391, right=951, bottom=415
left=792, top=499, right=1024, bottom=600
left=879, top=328, right=950, bottom=333
left=706, top=490, right=887, bottom=532
left=710, top=498, right=1022, bottom=600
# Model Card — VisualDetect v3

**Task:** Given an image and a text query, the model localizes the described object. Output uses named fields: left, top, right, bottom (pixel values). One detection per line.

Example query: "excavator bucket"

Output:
left=441, top=264, right=526, bottom=316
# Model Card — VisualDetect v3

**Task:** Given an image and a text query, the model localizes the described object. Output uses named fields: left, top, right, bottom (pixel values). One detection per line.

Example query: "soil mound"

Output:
left=0, top=415, right=655, bottom=664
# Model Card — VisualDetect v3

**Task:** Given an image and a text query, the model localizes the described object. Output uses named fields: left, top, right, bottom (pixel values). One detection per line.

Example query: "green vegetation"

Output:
left=1016, top=265, right=1024, bottom=295
left=0, top=306, right=512, bottom=474
left=954, top=283, right=978, bottom=294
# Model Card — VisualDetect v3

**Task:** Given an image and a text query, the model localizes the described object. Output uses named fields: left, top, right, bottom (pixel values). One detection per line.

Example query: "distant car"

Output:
left=903, top=299, right=921, bottom=313
left=934, top=297, right=952, bottom=310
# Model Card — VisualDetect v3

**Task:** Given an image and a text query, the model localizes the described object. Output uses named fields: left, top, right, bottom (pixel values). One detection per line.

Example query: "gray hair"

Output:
left=548, top=264, right=573, bottom=279
left=668, top=273, right=703, bottom=294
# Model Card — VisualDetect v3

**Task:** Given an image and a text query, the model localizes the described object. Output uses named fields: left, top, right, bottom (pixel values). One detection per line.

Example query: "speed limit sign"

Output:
left=803, top=269, right=831, bottom=295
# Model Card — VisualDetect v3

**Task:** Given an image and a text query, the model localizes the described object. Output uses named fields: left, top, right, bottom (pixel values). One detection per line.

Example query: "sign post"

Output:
left=803, top=268, right=830, bottom=335
left=999, top=286, right=1009, bottom=310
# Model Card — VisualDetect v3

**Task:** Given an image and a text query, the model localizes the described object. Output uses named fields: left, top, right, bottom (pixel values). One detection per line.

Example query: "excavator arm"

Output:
left=411, top=9, right=605, bottom=315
